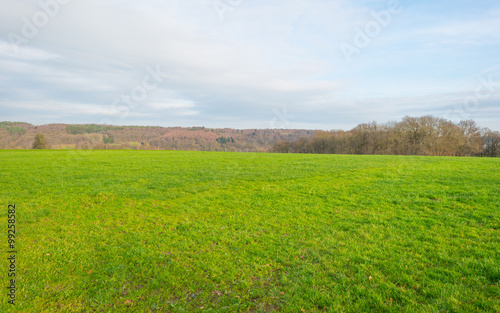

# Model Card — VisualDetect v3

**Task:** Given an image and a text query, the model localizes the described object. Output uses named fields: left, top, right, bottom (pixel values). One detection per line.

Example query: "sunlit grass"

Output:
left=0, top=150, right=499, bottom=312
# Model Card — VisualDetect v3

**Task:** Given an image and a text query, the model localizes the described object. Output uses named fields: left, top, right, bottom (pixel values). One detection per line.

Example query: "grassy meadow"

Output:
left=0, top=150, right=499, bottom=312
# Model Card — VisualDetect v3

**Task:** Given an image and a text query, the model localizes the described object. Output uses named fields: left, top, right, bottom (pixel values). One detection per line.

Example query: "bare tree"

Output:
left=481, top=129, right=500, bottom=157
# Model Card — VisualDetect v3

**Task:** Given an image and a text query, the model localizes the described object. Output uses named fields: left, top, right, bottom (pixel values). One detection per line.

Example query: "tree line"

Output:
left=0, top=122, right=313, bottom=151
left=271, top=116, right=500, bottom=157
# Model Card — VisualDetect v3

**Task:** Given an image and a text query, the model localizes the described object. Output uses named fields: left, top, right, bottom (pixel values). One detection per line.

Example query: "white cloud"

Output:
left=0, top=0, right=498, bottom=130
left=0, top=41, right=60, bottom=60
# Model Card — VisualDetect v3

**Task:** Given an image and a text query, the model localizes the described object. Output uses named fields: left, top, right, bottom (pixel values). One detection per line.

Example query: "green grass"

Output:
left=1, top=150, right=499, bottom=312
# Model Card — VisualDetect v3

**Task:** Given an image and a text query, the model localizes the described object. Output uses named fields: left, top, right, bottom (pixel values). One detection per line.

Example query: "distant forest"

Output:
left=0, top=116, right=498, bottom=157
left=0, top=121, right=313, bottom=153
left=272, top=116, right=499, bottom=157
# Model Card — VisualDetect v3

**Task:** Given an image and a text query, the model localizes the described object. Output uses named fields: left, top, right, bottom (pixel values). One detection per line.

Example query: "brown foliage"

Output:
left=272, top=116, right=496, bottom=157
left=0, top=123, right=314, bottom=152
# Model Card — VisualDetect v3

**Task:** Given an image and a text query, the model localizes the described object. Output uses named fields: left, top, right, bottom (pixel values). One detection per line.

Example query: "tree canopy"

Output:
left=272, top=116, right=500, bottom=157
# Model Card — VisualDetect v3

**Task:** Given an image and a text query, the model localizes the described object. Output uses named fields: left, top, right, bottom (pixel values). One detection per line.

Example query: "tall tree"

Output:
left=457, top=120, right=482, bottom=156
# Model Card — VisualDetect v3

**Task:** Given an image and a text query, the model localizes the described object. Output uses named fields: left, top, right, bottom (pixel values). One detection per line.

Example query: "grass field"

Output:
left=1, top=150, right=499, bottom=312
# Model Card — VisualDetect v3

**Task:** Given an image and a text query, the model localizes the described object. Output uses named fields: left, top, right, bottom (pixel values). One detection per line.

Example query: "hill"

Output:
left=0, top=122, right=315, bottom=152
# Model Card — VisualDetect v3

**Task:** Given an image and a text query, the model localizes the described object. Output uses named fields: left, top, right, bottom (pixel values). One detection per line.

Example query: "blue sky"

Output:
left=1, top=0, right=499, bottom=130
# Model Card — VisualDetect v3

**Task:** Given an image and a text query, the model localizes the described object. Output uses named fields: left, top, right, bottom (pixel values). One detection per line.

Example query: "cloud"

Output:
left=0, top=0, right=499, bottom=130
left=0, top=41, right=60, bottom=60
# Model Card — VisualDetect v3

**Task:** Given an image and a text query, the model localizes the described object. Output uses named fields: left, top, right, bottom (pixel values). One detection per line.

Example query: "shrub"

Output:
left=33, top=134, right=47, bottom=149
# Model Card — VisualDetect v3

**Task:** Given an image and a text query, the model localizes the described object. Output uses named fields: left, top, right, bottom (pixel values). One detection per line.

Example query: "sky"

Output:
left=0, top=0, right=499, bottom=131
